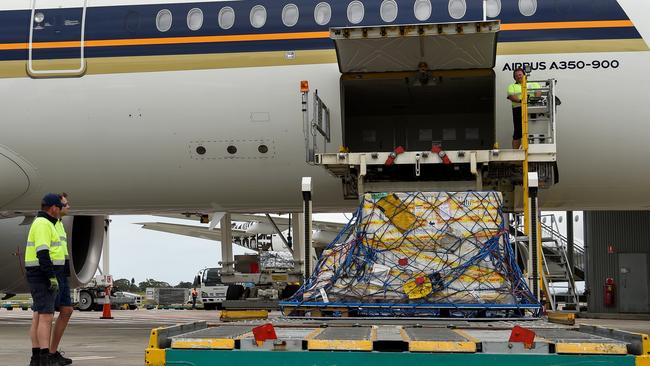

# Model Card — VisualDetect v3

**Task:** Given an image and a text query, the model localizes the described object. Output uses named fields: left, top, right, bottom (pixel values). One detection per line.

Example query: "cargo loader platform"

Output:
left=145, top=320, right=650, bottom=366
left=315, top=147, right=557, bottom=207
left=302, top=21, right=559, bottom=211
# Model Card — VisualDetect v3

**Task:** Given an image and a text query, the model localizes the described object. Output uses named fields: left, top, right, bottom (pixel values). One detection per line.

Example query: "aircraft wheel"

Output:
left=78, top=290, right=94, bottom=311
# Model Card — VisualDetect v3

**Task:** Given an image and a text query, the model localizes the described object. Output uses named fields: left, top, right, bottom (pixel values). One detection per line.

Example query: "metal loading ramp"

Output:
left=146, top=320, right=650, bottom=366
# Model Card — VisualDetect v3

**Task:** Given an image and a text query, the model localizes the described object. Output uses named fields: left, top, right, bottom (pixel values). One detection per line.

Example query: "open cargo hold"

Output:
left=332, top=21, right=499, bottom=153
left=282, top=191, right=539, bottom=317
left=342, top=70, right=495, bottom=152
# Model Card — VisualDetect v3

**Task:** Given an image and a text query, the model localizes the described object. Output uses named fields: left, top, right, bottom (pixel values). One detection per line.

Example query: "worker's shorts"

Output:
left=512, top=107, right=522, bottom=140
left=28, top=279, right=55, bottom=314
left=54, top=271, right=72, bottom=308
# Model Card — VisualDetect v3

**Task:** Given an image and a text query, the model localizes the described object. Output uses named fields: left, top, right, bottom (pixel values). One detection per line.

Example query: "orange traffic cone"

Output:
left=100, top=287, right=113, bottom=319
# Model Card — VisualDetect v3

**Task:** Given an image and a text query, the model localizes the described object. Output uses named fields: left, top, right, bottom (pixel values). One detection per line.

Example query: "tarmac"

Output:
left=2, top=308, right=650, bottom=366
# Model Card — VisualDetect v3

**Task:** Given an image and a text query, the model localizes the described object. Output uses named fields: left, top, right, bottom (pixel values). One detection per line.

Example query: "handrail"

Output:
left=525, top=79, right=557, bottom=145
left=514, top=213, right=585, bottom=273
left=302, top=87, right=331, bottom=164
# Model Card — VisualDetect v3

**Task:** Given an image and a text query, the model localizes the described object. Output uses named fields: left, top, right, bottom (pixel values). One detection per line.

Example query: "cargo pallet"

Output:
left=145, top=320, right=650, bottom=366
left=279, top=302, right=542, bottom=318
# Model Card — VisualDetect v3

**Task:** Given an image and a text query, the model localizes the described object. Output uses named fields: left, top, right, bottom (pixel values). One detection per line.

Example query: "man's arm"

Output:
left=507, top=84, right=521, bottom=103
left=531, top=82, right=542, bottom=97
left=507, top=95, right=521, bottom=103
left=33, top=224, right=55, bottom=279
left=36, top=250, right=55, bottom=279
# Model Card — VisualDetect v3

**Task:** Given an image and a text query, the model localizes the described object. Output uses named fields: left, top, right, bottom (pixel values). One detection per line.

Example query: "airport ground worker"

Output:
left=26, top=193, right=63, bottom=366
left=191, top=288, right=198, bottom=309
left=507, top=67, right=541, bottom=149
left=50, top=193, right=73, bottom=366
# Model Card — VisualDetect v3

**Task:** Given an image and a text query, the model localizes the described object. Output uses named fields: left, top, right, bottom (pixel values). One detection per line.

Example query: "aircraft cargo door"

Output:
left=331, top=21, right=500, bottom=152
left=331, top=21, right=499, bottom=73
left=28, top=0, right=87, bottom=77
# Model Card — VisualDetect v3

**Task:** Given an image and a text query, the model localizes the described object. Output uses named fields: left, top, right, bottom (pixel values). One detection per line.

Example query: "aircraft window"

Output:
left=347, top=1, right=364, bottom=24
left=314, top=2, right=332, bottom=25
left=155, top=9, right=173, bottom=32
left=282, top=4, right=300, bottom=27
left=380, top=0, right=398, bottom=22
left=448, top=0, right=466, bottom=19
left=187, top=8, right=203, bottom=31
left=250, top=5, right=267, bottom=28
left=518, top=0, right=537, bottom=16
left=218, top=7, right=235, bottom=30
left=413, top=0, right=432, bottom=21
left=486, top=0, right=501, bottom=18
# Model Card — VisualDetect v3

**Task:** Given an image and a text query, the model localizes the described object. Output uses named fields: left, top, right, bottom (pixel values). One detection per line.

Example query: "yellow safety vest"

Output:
left=53, top=220, right=69, bottom=264
left=25, top=217, right=60, bottom=268
left=507, top=82, right=541, bottom=107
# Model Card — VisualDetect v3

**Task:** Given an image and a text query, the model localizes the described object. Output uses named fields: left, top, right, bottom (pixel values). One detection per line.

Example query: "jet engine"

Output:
left=0, top=215, right=106, bottom=297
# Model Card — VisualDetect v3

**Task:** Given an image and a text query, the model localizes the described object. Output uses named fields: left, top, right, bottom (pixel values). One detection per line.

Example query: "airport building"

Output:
left=586, top=211, right=650, bottom=314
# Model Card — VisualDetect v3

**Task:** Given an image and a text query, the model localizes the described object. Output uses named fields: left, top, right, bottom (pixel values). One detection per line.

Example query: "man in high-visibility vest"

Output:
left=507, top=68, right=541, bottom=149
left=50, top=193, right=73, bottom=366
left=26, top=193, right=63, bottom=366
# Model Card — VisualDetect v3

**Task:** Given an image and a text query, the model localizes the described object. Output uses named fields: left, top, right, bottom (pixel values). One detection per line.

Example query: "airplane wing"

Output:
left=150, top=213, right=349, bottom=233
left=136, top=222, right=250, bottom=247
left=229, top=213, right=348, bottom=232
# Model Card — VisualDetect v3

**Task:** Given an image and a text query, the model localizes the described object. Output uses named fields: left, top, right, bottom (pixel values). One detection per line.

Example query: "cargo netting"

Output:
left=281, top=191, right=540, bottom=317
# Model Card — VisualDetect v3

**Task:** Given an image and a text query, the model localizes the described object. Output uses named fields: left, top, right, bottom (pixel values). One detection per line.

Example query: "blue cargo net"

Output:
left=281, top=191, right=540, bottom=317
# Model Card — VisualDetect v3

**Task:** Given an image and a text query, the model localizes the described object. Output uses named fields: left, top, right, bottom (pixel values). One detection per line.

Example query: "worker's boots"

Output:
left=29, top=355, right=39, bottom=366
left=37, top=352, right=51, bottom=366
left=49, top=351, right=72, bottom=366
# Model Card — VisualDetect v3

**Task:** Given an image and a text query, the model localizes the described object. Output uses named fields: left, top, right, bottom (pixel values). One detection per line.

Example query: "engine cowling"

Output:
left=313, top=229, right=338, bottom=248
left=0, top=215, right=105, bottom=296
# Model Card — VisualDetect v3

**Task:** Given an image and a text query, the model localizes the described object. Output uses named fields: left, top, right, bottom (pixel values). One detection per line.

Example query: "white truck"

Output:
left=193, top=267, right=228, bottom=310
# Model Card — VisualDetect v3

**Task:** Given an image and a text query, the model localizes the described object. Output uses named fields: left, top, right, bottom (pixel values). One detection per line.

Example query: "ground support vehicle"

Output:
left=144, top=318, right=650, bottom=366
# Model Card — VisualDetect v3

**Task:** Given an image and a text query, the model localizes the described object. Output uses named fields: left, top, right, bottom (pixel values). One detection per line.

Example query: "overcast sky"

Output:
left=106, top=212, right=583, bottom=285
left=106, top=213, right=351, bottom=285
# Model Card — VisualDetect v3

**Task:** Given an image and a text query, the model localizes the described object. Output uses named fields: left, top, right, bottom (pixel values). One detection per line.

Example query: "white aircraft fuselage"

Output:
left=1, top=0, right=649, bottom=216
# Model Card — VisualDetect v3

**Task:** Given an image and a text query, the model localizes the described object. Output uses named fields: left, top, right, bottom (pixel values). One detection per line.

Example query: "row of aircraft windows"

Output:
left=155, top=0, right=538, bottom=32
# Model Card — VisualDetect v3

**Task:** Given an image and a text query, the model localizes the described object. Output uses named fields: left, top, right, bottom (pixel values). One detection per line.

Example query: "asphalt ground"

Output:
left=2, top=308, right=650, bottom=366
left=0, top=308, right=219, bottom=366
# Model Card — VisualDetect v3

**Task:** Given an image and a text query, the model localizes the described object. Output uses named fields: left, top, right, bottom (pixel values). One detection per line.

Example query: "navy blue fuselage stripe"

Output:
left=0, top=0, right=641, bottom=61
